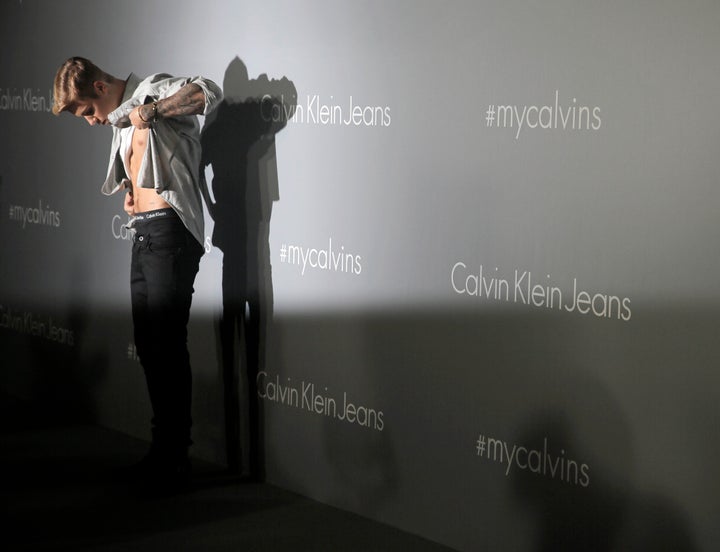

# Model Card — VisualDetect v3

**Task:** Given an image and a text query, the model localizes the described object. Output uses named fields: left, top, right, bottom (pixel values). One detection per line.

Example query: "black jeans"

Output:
left=130, top=208, right=203, bottom=457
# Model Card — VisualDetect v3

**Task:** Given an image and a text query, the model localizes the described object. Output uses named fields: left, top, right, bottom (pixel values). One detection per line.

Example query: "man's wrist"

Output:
left=149, top=101, right=159, bottom=122
left=138, top=101, right=160, bottom=123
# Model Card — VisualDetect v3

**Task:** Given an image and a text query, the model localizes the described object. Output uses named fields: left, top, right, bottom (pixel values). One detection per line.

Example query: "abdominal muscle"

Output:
left=127, top=128, right=171, bottom=214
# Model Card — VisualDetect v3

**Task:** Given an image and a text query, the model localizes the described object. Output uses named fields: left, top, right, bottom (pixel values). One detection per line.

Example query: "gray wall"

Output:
left=1, top=1, right=719, bottom=550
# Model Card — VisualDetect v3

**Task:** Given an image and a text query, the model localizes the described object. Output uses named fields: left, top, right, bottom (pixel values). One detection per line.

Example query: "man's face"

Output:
left=71, top=81, right=117, bottom=126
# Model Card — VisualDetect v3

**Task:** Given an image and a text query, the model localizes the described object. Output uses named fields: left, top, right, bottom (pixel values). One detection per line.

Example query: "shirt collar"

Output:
left=121, top=73, right=141, bottom=103
left=108, top=73, right=143, bottom=127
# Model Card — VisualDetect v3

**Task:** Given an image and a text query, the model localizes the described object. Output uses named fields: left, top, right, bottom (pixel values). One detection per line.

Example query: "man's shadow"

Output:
left=200, top=57, right=296, bottom=479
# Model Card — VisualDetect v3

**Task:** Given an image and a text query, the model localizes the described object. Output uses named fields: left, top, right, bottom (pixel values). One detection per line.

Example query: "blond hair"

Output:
left=52, top=57, right=112, bottom=115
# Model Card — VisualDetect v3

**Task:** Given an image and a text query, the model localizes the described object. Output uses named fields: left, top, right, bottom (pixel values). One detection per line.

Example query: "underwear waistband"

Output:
left=132, top=208, right=177, bottom=223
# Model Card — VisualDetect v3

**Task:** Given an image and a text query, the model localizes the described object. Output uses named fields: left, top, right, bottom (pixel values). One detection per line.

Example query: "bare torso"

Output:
left=128, top=128, right=171, bottom=213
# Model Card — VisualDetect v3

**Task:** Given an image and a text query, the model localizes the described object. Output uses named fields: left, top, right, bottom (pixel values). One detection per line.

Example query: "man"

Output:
left=52, top=57, right=222, bottom=486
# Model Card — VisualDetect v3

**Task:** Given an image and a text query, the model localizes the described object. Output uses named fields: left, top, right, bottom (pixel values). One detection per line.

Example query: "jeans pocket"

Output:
left=148, top=244, right=184, bottom=258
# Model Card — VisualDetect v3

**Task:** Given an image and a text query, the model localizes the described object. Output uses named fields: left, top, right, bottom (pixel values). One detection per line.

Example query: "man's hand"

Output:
left=124, top=189, right=135, bottom=215
left=129, top=105, right=153, bottom=129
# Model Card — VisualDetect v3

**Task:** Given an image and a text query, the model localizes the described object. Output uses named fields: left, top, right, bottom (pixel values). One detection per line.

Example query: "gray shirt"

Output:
left=105, top=72, right=223, bottom=245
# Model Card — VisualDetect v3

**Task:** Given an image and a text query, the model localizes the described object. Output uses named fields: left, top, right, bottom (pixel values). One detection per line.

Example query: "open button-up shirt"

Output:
left=105, top=72, right=223, bottom=246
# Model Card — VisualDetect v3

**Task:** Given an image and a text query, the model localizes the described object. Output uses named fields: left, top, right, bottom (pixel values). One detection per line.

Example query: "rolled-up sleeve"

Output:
left=187, top=76, right=223, bottom=115
left=108, top=73, right=223, bottom=125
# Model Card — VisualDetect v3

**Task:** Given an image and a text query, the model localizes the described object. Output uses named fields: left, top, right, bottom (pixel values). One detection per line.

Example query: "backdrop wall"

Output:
left=1, top=1, right=719, bottom=550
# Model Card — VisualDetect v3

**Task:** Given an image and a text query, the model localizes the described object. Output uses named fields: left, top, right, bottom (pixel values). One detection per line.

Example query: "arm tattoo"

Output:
left=156, top=83, right=205, bottom=118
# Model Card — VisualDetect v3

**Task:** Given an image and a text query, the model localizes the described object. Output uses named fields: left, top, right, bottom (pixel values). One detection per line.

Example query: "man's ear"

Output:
left=93, top=80, right=108, bottom=95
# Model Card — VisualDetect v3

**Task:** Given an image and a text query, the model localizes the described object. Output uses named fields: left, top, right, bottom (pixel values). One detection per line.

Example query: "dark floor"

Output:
left=1, top=395, right=454, bottom=551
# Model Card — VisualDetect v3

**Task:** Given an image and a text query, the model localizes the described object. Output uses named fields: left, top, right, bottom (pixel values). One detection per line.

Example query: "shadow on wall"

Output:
left=511, top=411, right=698, bottom=551
left=263, top=307, right=706, bottom=551
left=0, top=259, right=108, bottom=427
left=200, top=56, right=297, bottom=479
